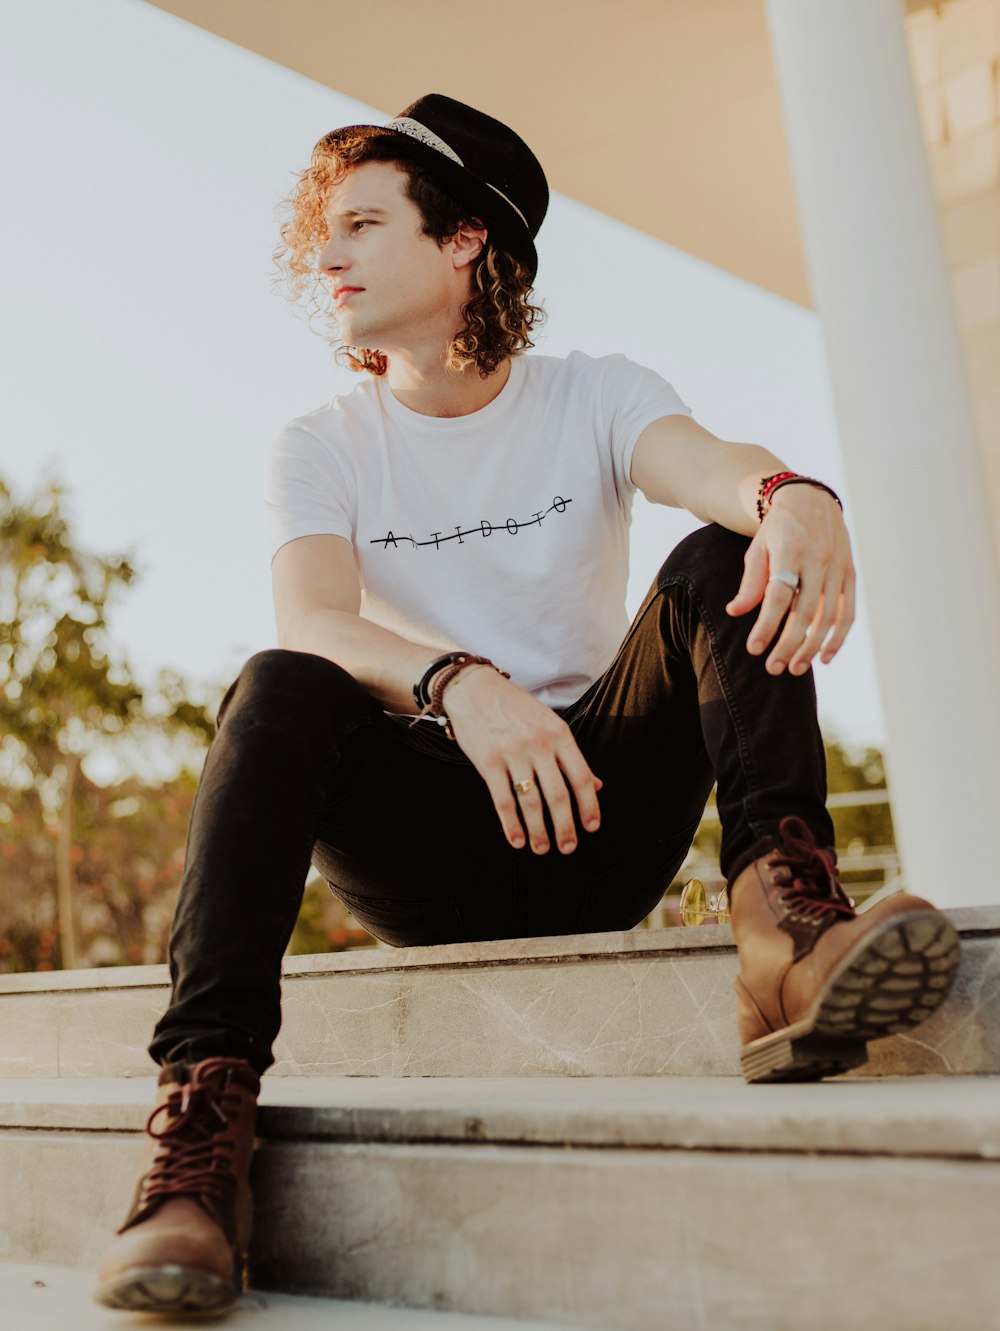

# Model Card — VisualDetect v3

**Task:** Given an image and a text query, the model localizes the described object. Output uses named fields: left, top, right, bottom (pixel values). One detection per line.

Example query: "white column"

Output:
left=763, top=0, right=1000, bottom=907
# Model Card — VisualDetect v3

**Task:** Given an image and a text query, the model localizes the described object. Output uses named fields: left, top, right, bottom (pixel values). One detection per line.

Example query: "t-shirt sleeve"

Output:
left=599, top=353, right=694, bottom=499
left=264, top=420, right=356, bottom=560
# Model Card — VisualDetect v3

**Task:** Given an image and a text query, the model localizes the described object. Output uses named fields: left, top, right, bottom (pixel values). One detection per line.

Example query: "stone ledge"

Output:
left=2, top=1074, right=999, bottom=1161
left=1, top=904, right=995, bottom=996
left=1, top=909, right=996, bottom=1080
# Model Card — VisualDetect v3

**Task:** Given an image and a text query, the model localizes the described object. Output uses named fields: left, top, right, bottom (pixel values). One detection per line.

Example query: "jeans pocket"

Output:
left=329, top=885, right=467, bottom=948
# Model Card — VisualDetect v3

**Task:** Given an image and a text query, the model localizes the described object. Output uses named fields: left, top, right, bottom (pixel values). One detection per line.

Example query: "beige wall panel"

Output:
left=962, top=320, right=1000, bottom=388
left=943, top=64, right=997, bottom=136
left=929, top=124, right=1000, bottom=198
left=942, top=191, right=1000, bottom=263
left=909, top=2, right=1000, bottom=541
left=937, top=0, right=997, bottom=78
left=907, top=8, right=942, bottom=85
left=953, top=256, right=1000, bottom=327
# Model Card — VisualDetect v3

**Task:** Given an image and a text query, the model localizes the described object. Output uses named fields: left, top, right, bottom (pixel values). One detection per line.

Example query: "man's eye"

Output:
left=352, top=220, right=372, bottom=231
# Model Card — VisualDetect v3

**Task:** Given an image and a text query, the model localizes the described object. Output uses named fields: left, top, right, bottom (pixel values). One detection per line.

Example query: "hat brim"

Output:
left=320, top=124, right=539, bottom=280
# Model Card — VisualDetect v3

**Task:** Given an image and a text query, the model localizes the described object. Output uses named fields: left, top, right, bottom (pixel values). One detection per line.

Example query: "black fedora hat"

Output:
left=322, top=93, right=549, bottom=280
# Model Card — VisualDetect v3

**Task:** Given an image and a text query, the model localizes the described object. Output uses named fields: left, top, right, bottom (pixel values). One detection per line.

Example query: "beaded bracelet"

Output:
left=408, top=656, right=510, bottom=741
left=756, top=471, right=843, bottom=522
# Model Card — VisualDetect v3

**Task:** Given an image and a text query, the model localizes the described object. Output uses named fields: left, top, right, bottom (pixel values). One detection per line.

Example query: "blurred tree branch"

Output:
left=0, top=474, right=215, bottom=969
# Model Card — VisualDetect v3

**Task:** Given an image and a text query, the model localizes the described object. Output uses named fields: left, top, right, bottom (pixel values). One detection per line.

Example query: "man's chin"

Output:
left=336, top=317, right=378, bottom=348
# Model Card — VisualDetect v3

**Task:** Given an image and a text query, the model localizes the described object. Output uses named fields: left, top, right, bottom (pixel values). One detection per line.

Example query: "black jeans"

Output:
left=149, top=524, right=833, bottom=1075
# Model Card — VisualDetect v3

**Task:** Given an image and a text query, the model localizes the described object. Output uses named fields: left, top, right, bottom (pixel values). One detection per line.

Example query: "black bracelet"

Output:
left=413, top=651, right=473, bottom=709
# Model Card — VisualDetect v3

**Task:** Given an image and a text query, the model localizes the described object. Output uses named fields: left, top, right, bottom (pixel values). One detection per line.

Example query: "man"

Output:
left=96, top=94, right=961, bottom=1316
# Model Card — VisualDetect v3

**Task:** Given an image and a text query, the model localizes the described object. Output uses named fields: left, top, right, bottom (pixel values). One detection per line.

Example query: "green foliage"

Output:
left=0, top=469, right=372, bottom=971
left=0, top=771, right=197, bottom=971
left=0, top=473, right=217, bottom=970
left=0, top=474, right=143, bottom=765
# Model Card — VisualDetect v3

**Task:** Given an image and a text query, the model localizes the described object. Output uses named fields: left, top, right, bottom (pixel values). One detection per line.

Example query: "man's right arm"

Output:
left=271, top=533, right=602, bottom=855
left=271, top=533, right=445, bottom=715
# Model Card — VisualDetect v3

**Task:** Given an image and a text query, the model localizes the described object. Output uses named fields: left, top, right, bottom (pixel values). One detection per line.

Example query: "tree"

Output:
left=0, top=474, right=215, bottom=968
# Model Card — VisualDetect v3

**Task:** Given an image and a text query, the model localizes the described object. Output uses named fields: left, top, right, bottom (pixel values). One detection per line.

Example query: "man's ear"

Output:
left=451, top=218, right=488, bottom=270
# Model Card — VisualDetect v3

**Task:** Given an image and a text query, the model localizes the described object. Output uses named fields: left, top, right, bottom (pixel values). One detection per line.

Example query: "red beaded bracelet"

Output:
left=756, top=471, right=843, bottom=522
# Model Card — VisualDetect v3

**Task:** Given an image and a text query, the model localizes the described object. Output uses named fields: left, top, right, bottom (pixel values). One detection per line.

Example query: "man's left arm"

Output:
left=630, top=414, right=855, bottom=677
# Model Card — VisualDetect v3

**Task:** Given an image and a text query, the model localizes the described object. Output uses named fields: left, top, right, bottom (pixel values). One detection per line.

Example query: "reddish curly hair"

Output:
left=271, top=127, right=545, bottom=378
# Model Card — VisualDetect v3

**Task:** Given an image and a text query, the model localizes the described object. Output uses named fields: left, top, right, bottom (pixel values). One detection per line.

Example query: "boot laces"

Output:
left=768, top=815, right=855, bottom=924
left=142, top=1075, right=239, bottom=1208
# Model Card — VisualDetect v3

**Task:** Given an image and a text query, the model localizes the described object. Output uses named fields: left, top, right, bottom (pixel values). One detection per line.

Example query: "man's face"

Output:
left=318, top=159, right=471, bottom=352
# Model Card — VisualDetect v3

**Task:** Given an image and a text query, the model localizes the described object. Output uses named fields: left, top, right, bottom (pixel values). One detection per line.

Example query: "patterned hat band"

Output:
left=387, top=115, right=530, bottom=230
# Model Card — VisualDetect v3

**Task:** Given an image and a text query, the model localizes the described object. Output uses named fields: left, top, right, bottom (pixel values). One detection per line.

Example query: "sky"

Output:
left=1, top=0, right=887, bottom=781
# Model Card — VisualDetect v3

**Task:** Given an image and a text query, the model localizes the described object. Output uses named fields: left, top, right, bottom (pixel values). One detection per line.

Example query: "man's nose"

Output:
left=318, top=238, right=345, bottom=273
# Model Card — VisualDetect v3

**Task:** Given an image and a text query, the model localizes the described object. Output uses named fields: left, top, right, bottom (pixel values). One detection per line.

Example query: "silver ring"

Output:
left=768, top=570, right=801, bottom=593
left=512, top=777, right=536, bottom=796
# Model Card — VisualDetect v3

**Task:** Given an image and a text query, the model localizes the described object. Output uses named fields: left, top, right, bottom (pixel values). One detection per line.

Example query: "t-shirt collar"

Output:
left=376, top=354, right=524, bottom=433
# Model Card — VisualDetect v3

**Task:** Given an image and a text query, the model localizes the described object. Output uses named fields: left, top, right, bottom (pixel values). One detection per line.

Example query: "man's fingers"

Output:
left=510, top=777, right=551, bottom=854
left=464, top=706, right=603, bottom=857
left=533, top=758, right=580, bottom=854
left=555, top=742, right=603, bottom=836
left=788, top=571, right=841, bottom=673
left=765, top=566, right=823, bottom=672
left=746, top=576, right=798, bottom=657
left=481, top=766, right=529, bottom=850
left=820, top=568, right=856, bottom=662
left=726, top=536, right=768, bottom=616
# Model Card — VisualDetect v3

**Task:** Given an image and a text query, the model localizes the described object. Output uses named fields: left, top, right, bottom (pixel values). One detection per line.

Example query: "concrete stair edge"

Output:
left=1, top=904, right=997, bottom=996
left=3, top=1114, right=999, bottom=1330
left=1, top=910, right=997, bottom=1081
left=2, top=1073, right=1000, bottom=1161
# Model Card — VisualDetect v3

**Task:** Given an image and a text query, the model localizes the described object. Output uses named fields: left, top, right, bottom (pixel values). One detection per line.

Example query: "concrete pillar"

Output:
left=764, top=0, right=1000, bottom=907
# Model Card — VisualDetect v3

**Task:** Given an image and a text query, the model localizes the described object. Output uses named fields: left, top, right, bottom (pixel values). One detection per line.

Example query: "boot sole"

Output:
left=95, top=1263, right=239, bottom=1313
left=740, top=909, right=962, bottom=1084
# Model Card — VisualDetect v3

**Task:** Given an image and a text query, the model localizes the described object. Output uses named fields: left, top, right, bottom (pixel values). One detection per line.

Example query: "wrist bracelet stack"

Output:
left=409, top=652, right=510, bottom=741
left=412, top=651, right=471, bottom=709
left=756, top=471, right=843, bottom=522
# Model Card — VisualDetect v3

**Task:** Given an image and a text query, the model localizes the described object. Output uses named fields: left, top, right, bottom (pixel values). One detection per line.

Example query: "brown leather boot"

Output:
left=729, top=816, right=962, bottom=1084
left=95, top=1056, right=261, bottom=1313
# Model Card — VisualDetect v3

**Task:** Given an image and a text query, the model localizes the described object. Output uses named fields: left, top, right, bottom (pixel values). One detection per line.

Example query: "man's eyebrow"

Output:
left=327, top=206, right=389, bottom=218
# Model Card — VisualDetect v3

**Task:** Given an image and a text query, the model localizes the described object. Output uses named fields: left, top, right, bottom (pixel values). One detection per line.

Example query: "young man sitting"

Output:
left=96, top=93, right=961, bottom=1316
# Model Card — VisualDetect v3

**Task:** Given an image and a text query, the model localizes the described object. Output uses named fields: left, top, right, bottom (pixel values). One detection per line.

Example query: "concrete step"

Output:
left=2, top=1075, right=999, bottom=1331
left=1, top=906, right=997, bottom=1080
left=0, top=1261, right=574, bottom=1331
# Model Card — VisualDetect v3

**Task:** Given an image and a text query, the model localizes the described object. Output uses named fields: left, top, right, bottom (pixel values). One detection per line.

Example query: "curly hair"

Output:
left=271, top=127, right=545, bottom=379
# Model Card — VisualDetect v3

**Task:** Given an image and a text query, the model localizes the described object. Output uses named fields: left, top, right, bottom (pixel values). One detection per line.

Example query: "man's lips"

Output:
left=333, top=287, right=363, bottom=304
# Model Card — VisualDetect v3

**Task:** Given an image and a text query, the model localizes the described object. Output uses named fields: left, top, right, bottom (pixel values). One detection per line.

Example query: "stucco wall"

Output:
left=906, top=0, right=1000, bottom=545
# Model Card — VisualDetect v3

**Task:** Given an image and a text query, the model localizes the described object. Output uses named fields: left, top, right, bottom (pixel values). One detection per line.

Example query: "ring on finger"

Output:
left=768, top=570, right=801, bottom=593
left=512, top=777, right=537, bottom=796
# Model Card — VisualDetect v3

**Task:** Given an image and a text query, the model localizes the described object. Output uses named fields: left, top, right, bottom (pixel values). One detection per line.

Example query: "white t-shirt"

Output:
left=265, top=349, right=693, bottom=709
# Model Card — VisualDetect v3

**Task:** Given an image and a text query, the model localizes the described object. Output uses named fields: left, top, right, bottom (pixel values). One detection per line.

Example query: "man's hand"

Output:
left=724, top=485, right=855, bottom=675
left=438, top=666, right=603, bottom=854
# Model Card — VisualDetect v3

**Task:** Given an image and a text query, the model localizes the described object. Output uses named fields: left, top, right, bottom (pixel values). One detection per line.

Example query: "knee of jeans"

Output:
left=656, top=523, right=752, bottom=595
left=218, top=648, right=373, bottom=729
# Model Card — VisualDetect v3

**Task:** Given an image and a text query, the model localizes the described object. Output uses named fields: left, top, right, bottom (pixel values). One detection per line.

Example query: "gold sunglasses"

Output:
left=678, top=876, right=858, bottom=925
left=678, top=878, right=730, bottom=926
